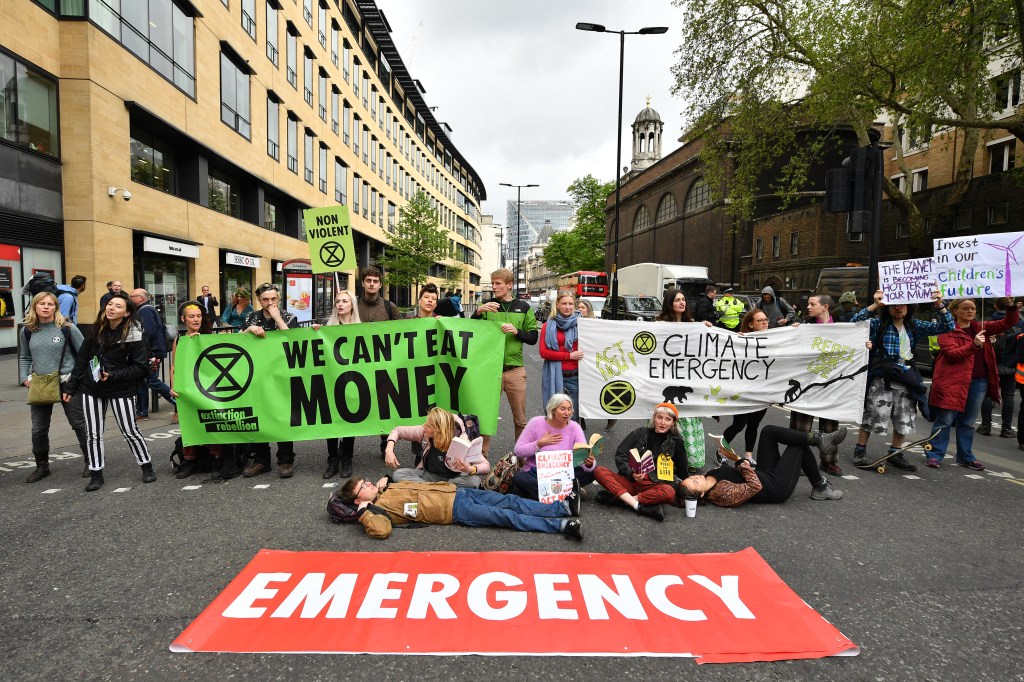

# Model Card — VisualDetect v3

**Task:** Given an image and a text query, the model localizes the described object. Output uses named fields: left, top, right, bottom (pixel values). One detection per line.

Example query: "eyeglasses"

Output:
left=358, top=480, right=374, bottom=491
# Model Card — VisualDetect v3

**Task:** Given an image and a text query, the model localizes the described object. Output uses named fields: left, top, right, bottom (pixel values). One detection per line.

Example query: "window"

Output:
left=388, top=202, right=396, bottom=232
left=755, top=238, right=763, bottom=260
left=912, top=169, right=928, bottom=192
left=899, top=124, right=931, bottom=151
left=265, top=2, right=278, bottom=65
left=789, top=232, right=799, bottom=255
left=891, top=174, right=906, bottom=193
left=361, top=125, right=368, bottom=164
left=371, top=136, right=377, bottom=171
left=266, top=95, right=279, bottom=160
left=0, top=53, right=60, bottom=157
left=330, top=24, right=339, bottom=66
left=343, top=42, right=351, bottom=82
left=655, top=193, right=677, bottom=223
left=303, top=0, right=312, bottom=26
left=286, top=112, right=298, bottom=173
left=362, top=179, right=368, bottom=218
left=241, top=0, right=256, bottom=40
left=317, top=4, right=327, bottom=48
left=264, top=200, right=278, bottom=231
left=130, top=127, right=174, bottom=192
left=631, top=206, right=650, bottom=233
left=370, top=189, right=377, bottom=224
left=88, top=0, right=197, bottom=97
left=956, top=209, right=972, bottom=231
left=319, top=143, right=327, bottom=193
left=335, top=158, right=347, bottom=204
left=208, top=168, right=240, bottom=218
left=988, top=203, right=1008, bottom=226
left=989, top=139, right=1016, bottom=174
left=362, top=72, right=369, bottom=108
left=331, top=87, right=339, bottom=134
left=352, top=173, right=360, bottom=214
left=896, top=221, right=909, bottom=239
left=684, top=178, right=711, bottom=213
left=220, top=52, right=250, bottom=138
left=848, top=230, right=863, bottom=243
left=304, top=130, right=314, bottom=184
left=992, top=69, right=1022, bottom=113
left=303, top=52, right=313, bottom=107
left=318, top=70, right=327, bottom=120
left=771, top=235, right=780, bottom=258
left=286, top=23, right=297, bottom=88
left=353, top=115, right=361, bottom=155
left=343, top=102, right=351, bottom=145
left=353, top=63, right=360, bottom=98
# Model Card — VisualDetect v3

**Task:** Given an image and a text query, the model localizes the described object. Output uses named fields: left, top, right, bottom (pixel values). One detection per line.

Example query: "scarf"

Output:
left=541, top=313, right=580, bottom=405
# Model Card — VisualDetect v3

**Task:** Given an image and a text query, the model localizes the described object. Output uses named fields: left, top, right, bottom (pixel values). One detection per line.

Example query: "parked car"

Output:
left=600, top=295, right=661, bottom=321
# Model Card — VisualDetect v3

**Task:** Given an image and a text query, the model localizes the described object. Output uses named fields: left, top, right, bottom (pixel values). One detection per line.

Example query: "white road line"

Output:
left=253, top=484, right=270, bottom=489
left=42, top=489, right=61, bottom=494
left=841, top=475, right=860, bottom=480
left=113, top=487, right=131, bottom=493
left=964, top=474, right=985, bottom=480
left=903, top=475, right=922, bottom=480
left=182, top=485, right=202, bottom=490
left=986, top=471, right=1015, bottom=478
left=323, top=482, right=339, bottom=488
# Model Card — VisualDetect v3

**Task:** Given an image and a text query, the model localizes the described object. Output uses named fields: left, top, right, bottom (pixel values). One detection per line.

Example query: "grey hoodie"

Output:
left=756, top=286, right=794, bottom=328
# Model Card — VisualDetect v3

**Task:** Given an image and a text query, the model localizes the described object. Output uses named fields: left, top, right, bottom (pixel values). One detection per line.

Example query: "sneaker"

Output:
left=819, top=462, right=843, bottom=476
left=810, top=481, right=843, bottom=500
left=594, top=489, right=620, bottom=506
left=886, top=452, right=917, bottom=472
left=1000, top=427, right=1016, bottom=438
left=135, top=414, right=149, bottom=421
left=635, top=504, right=666, bottom=521
left=925, top=457, right=941, bottom=468
left=564, top=479, right=581, bottom=517
left=279, top=463, right=295, bottom=478
left=243, top=462, right=268, bottom=478
left=976, top=424, right=992, bottom=436
left=815, top=427, right=848, bottom=458
left=562, top=519, right=584, bottom=541
left=961, top=460, right=985, bottom=471
left=175, top=460, right=197, bottom=480
left=852, top=444, right=868, bottom=468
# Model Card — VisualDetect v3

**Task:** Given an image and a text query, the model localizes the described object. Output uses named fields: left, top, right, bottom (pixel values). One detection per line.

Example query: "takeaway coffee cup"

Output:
left=684, top=493, right=698, bottom=518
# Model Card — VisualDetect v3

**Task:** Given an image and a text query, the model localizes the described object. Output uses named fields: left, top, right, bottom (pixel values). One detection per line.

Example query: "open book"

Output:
left=628, top=447, right=655, bottom=476
left=444, top=435, right=485, bottom=470
left=572, top=432, right=604, bottom=467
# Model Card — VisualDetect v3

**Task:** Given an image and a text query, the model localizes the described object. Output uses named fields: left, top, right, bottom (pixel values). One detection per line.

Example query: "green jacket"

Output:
left=471, top=297, right=538, bottom=367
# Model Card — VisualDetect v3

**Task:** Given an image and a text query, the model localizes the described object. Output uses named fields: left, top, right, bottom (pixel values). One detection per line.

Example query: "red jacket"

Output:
left=930, top=307, right=1019, bottom=410
left=539, top=322, right=579, bottom=373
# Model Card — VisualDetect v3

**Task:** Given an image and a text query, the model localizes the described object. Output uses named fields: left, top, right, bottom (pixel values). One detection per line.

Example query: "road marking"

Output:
left=182, top=485, right=202, bottom=490
left=113, top=487, right=131, bottom=493
left=903, top=475, right=921, bottom=480
left=841, top=475, right=860, bottom=480
left=964, top=474, right=984, bottom=480
left=253, top=484, right=270, bottom=489
left=1007, top=479, right=1024, bottom=487
left=323, top=482, right=339, bottom=488
left=986, top=471, right=1014, bottom=478
left=42, top=489, right=60, bottom=494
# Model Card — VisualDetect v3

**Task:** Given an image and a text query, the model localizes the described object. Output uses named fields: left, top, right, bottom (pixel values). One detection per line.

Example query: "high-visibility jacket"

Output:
left=714, top=295, right=745, bottom=329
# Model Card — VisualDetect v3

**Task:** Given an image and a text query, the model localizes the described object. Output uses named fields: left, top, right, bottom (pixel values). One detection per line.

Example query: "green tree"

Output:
left=378, top=190, right=450, bottom=290
left=671, top=0, right=1023, bottom=251
left=543, top=175, right=615, bottom=274
left=443, top=264, right=464, bottom=293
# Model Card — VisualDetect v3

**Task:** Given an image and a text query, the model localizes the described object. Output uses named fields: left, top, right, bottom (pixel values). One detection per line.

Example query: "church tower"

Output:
left=630, top=98, right=663, bottom=173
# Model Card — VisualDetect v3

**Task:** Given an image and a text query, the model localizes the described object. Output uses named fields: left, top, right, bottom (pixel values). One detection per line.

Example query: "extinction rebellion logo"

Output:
left=193, top=343, right=260, bottom=433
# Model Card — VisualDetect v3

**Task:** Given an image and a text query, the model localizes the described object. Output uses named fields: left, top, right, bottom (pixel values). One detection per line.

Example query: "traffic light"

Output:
left=825, top=146, right=879, bottom=234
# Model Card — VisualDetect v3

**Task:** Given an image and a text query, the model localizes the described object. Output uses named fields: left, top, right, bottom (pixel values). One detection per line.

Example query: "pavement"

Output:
left=1, top=350, right=1023, bottom=680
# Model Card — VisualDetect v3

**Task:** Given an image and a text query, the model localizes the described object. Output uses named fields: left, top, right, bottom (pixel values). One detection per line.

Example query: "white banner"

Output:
left=578, top=319, right=869, bottom=422
left=879, top=257, right=935, bottom=304
left=933, top=230, right=1024, bottom=298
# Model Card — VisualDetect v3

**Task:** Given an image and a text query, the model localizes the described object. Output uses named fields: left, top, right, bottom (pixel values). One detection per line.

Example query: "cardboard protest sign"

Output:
left=173, top=318, right=503, bottom=445
left=933, top=230, right=1024, bottom=298
left=171, top=548, right=859, bottom=663
left=303, top=206, right=356, bottom=274
left=535, top=450, right=574, bottom=503
left=577, top=319, right=869, bottom=422
left=879, top=257, right=935, bottom=304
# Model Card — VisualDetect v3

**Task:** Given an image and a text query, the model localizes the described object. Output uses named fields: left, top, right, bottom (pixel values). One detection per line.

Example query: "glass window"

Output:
left=266, top=96, right=279, bottom=160
left=362, top=179, right=368, bottom=218
left=343, top=42, right=351, bottom=81
left=1, top=56, right=61, bottom=157
left=319, top=144, right=327, bottom=193
left=989, top=140, right=1016, bottom=174
left=631, top=206, right=650, bottom=233
left=331, top=89, right=339, bottom=134
left=684, top=178, right=711, bottom=213
left=331, top=25, right=339, bottom=66
left=353, top=63, right=360, bottom=98
left=371, top=188, right=377, bottom=223
left=303, top=52, right=313, bottom=107
left=264, top=199, right=278, bottom=231
left=266, top=2, right=279, bottom=65
left=220, top=53, right=250, bottom=138
left=303, top=0, right=312, bottom=26
left=318, top=4, right=327, bottom=48
left=343, top=101, right=351, bottom=145
left=353, top=114, right=361, bottom=155
left=388, top=202, right=396, bottom=232
left=955, top=209, right=972, bottom=231
left=130, top=127, right=174, bottom=192
left=286, top=112, right=298, bottom=173
left=208, top=168, right=240, bottom=218
left=242, top=0, right=256, bottom=40
left=790, top=231, right=799, bottom=255
left=352, top=173, right=360, bottom=213
left=286, top=26, right=297, bottom=88
left=304, top=131, right=314, bottom=184
left=655, top=193, right=677, bottom=223
left=335, top=158, right=347, bottom=204
left=988, top=203, right=1009, bottom=226
left=896, top=222, right=909, bottom=239
left=755, top=238, right=763, bottom=260
left=771, top=235, right=780, bottom=257
left=318, top=71, right=327, bottom=121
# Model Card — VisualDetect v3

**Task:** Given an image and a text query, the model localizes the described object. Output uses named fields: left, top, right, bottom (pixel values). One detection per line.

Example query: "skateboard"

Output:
left=856, top=431, right=938, bottom=473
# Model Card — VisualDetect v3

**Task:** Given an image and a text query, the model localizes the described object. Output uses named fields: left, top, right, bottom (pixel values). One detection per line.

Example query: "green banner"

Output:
left=303, top=206, right=356, bottom=273
left=173, top=318, right=503, bottom=446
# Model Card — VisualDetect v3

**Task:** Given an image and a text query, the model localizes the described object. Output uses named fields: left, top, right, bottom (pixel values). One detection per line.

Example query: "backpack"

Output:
left=383, top=299, right=398, bottom=320
left=327, top=489, right=363, bottom=524
left=481, top=452, right=523, bottom=494
left=165, top=323, right=179, bottom=346
left=24, top=272, right=59, bottom=297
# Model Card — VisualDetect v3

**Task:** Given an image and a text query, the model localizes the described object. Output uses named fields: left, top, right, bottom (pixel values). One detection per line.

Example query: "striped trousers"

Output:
left=81, top=394, right=151, bottom=471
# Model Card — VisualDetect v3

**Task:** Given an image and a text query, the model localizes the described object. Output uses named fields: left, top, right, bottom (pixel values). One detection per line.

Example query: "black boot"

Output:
left=141, top=462, right=156, bottom=483
left=26, top=452, right=50, bottom=483
left=339, top=450, right=353, bottom=478
left=322, top=458, right=339, bottom=479
left=175, top=459, right=197, bottom=480
left=85, top=470, right=104, bottom=492
left=82, top=464, right=90, bottom=478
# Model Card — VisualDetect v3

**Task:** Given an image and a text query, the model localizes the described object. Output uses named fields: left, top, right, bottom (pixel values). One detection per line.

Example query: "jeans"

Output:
left=451, top=487, right=566, bottom=534
left=562, top=373, right=580, bottom=425
left=929, top=378, right=987, bottom=463
left=511, top=465, right=596, bottom=500
left=30, top=390, right=88, bottom=457
left=136, top=367, right=176, bottom=416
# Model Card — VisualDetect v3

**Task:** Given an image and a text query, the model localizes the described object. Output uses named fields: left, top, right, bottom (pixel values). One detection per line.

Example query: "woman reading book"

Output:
left=592, top=402, right=689, bottom=522
left=384, top=407, right=489, bottom=488
left=511, top=393, right=596, bottom=500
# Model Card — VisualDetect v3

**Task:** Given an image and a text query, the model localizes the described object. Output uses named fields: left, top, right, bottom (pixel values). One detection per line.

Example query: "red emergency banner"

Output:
left=171, top=547, right=858, bottom=663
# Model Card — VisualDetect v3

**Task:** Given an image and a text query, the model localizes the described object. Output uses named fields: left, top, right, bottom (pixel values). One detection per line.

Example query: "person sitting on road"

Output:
left=593, top=402, right=688, bottom=522
left=679, top=425, right=846, bottom=507
left=341, top=476, right=583, bottom=540
left=512, top=393, right=596, bottom=500
left=385, top=407, right=490, bottom=488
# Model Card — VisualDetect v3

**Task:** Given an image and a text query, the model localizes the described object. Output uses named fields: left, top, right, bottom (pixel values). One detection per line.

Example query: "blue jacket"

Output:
left=136, top=302, right=168, bottom=358
left=56, top=284, right=79, bottom=324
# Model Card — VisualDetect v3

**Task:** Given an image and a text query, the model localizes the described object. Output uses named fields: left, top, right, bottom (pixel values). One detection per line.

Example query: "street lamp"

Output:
left=499, top=182, right=539, bottom=298
left=576, top=22, right=668, bottom=319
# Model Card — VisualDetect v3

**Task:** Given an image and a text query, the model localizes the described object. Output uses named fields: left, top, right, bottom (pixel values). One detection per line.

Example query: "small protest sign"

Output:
left=303, top=206, right=356, bottom=274
left=933, top=230, right=1024, bottom=299
left=878, top=257, right=934, bottom=304
left=535, top=450, right=574, bottom=503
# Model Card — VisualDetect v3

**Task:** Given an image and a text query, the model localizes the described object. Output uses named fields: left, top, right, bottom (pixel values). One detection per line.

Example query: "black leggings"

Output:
left=723, top=408, right=768, bottom=452
left=1018, top=384, right=1024, bottom=445
left=751, top=425, right=824, bottom=503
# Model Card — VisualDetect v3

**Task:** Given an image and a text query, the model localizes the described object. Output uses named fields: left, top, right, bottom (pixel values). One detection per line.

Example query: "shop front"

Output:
left=221, top=250, right=259, bottom=308
left=135, top=235, right=198, bottom=325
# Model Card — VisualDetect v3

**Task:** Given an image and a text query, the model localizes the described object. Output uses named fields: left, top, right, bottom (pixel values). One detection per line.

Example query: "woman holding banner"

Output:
left=716, top=308, right=772, bottom=464
left=539, top=290, right=584, bottom=427
left=927, top=297, right=1019, bottom=470
left=407, top=283, right=440, bottom=319
left=317, top=291, right=361, bottom=478
left=384, top=407, right=489, bottom=487
left=655, top=289, right=710, bottom=474
left=512, top=393, right=595, bottom=501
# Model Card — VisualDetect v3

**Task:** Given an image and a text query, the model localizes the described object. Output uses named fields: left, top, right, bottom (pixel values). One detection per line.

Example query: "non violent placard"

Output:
left=577, top=319, right=869, bottom=422
left=173, top=318, right=503, bottom=445
left=933, top=230, right=1024, bottom=298
left=303, top=206, right=356, bottom=274
left=879, top=257, right=935, bottom=304
left=170, top=548, right=859, bottom=663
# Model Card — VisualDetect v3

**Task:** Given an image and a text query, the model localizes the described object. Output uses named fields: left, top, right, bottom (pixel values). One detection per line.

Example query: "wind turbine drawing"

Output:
left=983, top=234, right=1023, bottom=297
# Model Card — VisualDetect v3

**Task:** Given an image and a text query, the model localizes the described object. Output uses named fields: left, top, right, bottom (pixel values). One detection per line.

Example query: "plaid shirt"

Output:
left=851, top=305, right=954, bottom=365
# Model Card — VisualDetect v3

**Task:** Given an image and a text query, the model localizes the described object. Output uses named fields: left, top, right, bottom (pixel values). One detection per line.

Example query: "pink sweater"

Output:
left=387, top=414, right=491, bottom=474
left=513, top=415, right=592, bottom=472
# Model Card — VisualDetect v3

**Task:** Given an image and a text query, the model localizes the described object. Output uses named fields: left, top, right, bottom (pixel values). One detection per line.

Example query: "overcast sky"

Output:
left=375, top=0, right=686, bottom=224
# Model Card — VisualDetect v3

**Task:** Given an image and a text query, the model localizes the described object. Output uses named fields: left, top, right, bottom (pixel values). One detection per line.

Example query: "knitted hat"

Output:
left=655, top=402, right=679, bottom=418
left=838, top=291, right=859, bottom=305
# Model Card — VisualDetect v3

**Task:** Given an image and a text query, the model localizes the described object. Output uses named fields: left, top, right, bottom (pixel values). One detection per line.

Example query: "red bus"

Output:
left=558, top=271, right=608, bottom=298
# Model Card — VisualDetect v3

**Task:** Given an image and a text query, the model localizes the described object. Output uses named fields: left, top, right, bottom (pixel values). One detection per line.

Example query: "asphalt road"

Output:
left=1, top=351, right=1023, bottom=680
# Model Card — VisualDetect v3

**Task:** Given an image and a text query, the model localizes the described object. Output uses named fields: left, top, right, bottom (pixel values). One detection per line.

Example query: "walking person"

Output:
left=98, top=280, right=122, bottom=311
left=19, top=291, right=89, bottom=482
left=539, top=290, right=584, bottom=427
left=56, top=275, right=86, bottom=325
left=128, top=288, right=176, bottom=421
left=315, top=290, right=360, bottom=478
left=926, top=298, right=1019, bottom=470
left=222, top=287, right=254, bottom=329
left=62, top=293, right=154, bottom=492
